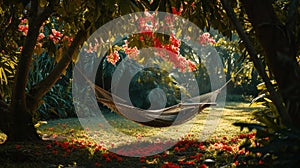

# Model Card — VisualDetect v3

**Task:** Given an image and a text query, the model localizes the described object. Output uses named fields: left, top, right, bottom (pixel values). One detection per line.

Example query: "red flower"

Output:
left=106, top=50, right=120, bottom=65
left=187, top=60, right=197, bottom=72
left=52, top=149, right=58, bottom=155
left=37, top=33, right=45, bottom=41
left=198, top=33, right=215, bottom=45
left=125, top=46, right=139, bottom=59
left=95, top=162, right=101, bottom=167
left=199, top=164, right=207, bottom=168
left=171, top=6, right=183, bottom=15
left=162, top=162, right=180, bottom=168
left=185, top=161, right=195, bottom=165
left=46, top=144, right=52, bottom=149
left=15, top=144, right=21, bottom=149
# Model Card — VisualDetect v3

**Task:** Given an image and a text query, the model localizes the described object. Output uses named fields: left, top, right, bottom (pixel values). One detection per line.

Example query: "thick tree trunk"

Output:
left=241, top=0, right=300, bottom=129
left=6, top=107, right=40, bottom=142
left=4, top=1, right=53, bottom=142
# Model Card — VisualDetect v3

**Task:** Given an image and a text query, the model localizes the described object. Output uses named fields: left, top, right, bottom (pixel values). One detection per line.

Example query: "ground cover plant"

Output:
left=0, top=102, right=267, bottom=167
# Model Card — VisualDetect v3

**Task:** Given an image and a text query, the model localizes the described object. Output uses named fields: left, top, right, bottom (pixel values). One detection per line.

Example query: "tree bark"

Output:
left=8, top=18, right=43, bottom=141
left=241, top=0, right=300, bottom=129
left=6, top=0, right=53, bottom=142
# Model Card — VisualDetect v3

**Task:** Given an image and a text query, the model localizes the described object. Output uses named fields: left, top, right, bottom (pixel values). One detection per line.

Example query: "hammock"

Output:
left=95, top=85, right=220, bottom=127
left=75, top=67, right=238, bottom=127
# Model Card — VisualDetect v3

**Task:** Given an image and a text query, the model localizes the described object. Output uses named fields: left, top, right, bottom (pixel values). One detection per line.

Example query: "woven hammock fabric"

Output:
left=94, top=83, right=220, bottom=127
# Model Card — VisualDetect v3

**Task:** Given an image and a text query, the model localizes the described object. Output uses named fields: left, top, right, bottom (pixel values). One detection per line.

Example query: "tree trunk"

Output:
left=6, top=107, right=40, bottom=142
left=241, top=0, right=300, bottom=129
left=4, top=1, right=53, bottom=142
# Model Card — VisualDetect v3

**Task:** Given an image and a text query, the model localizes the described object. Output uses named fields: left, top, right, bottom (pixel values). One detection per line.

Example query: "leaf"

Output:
left=55, top=48, right=63, bottom=63
left=39, top=0, right=48, bottom=7
left=264, top=97, right=272, bottom=103
left=250, top=93, right=266, bottom=105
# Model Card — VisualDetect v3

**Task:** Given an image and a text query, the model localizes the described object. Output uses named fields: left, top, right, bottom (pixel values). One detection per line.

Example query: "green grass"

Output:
left=0, top=102, right=264, bottom=167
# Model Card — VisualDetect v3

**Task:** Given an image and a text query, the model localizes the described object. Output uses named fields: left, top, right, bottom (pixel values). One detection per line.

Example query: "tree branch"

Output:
left=286, top=0, right=299, bottom=34
left=27, top=23, right=90, bottom=110
left=220, top=0, right=293, bottom=127
left=11, top=0, right=54, bottom=111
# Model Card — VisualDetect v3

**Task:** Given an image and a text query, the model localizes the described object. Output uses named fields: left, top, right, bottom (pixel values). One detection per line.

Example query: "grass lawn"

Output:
left=0, top=102, right=264, bottom=168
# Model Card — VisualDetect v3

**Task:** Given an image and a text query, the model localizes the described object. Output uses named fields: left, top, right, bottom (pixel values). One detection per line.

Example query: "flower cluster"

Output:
left=139, top=11, right=158, bottom=34
left=83, top=12, right=216, bottom=73
left=106, top=50, right=120, bottom=65
left=18, top=18, right=29, bottom=36
left=18, top=18, right=45, bottom=49
left=122, top=40, right=139, bottom=59
left=198, top=32, right=216, bottom=45
left=17, top=18, right=74, bottom=53
left=154, top=34, right=197, bottom=72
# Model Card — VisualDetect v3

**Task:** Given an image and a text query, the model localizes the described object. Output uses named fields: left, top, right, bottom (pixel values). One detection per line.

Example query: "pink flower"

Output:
left=18, top=25, right=28, bottom=36
left=187, top=60, right=197, bottom=72
left=20, top=18, right=28, bottom=23
left=95, top=162, right=101, bottom=167
left=198, top=33, right=215, bottom=45
left=37, top=33, right=45, bottom=41
left=139, top=12, right=157, bottom=33
left=125, top=46, right=139, bottom=58
left=106, top=50, right=120, bottom=65
left=51, top=29, right=62, bottom=38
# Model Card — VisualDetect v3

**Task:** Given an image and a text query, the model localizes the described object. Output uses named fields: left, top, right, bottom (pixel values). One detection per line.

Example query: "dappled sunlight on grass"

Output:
left=0, top=102, right=266, bottom=167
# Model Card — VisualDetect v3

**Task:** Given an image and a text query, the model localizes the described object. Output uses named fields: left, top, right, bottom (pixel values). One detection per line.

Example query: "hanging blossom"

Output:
left=18, top=18, right=46, bottom=49
left=198, top=32, right=215, bottom=45
left=49, top=29, right=73, bottom=45
left=106, top=50, right=120, bottom=65
left=171, top=6, right=183, bottom=16
left=138, top=11, right=158, bottom=37
left=50, top=29, right=63, bottom=44
left=18, top=18, right=28, bottom=36
left=122, top=41, right=139, bottom=59
left=153, top=34, right=197, bottom=72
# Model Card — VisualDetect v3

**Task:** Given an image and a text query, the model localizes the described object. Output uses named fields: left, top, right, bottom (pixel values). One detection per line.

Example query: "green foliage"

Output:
left=0, top=52, right=17, bottom=100
left=129, top=67, right=181, bottom=109
left=235, top=81, right=300, bottom=167
left=27, top=52, right=74, bottom=120
left=250, top=81, right=284, bottom=132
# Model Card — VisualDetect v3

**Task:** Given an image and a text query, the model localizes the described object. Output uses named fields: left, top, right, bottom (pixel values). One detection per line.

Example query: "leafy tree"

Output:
left=155, top=0, right=300, bottom=129
left=0, top=0, right=144, bottom=142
